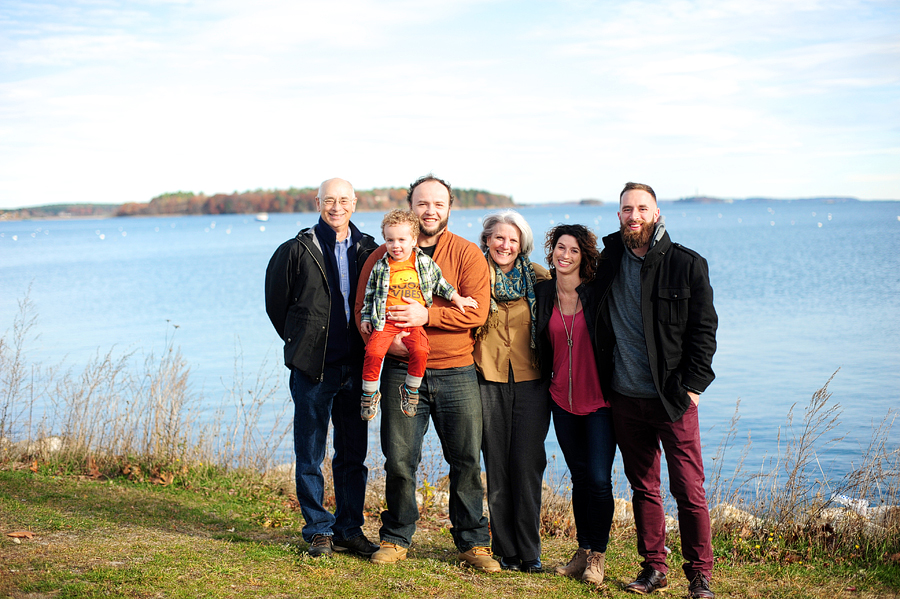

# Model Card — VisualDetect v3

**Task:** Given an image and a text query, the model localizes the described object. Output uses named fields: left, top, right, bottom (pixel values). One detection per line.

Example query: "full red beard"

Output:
left=620, top=219, right=655, bottom=250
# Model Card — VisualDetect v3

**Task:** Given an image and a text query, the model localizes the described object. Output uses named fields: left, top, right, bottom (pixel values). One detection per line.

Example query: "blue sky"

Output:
left=1, top=0, right=898, bottom=208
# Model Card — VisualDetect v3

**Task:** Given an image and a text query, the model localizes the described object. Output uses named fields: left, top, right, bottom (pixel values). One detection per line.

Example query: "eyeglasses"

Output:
left=321, top=197, right=354, bottom=208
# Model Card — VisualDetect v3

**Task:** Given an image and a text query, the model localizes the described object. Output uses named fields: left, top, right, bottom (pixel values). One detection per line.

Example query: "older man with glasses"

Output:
left=266, top=178, right=380, bottom=558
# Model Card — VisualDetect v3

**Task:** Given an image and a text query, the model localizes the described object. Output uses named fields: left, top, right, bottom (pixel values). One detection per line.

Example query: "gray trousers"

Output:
left=478, top=370, right=551, bottom=561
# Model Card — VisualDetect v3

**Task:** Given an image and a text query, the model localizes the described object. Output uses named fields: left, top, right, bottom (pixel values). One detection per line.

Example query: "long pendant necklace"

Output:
left=556, top=288, right=580, bottom=411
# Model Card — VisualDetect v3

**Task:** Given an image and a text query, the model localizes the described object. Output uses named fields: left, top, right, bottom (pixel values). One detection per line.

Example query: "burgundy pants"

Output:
left=610, top=390, right=713, bottom=580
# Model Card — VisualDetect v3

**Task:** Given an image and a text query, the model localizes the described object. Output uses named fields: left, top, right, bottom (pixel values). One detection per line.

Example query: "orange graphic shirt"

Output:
left=386, top=256, right=425, bottom=308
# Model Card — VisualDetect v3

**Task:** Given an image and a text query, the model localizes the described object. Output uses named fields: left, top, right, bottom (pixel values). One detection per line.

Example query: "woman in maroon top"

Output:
left=535, top=224, right=615, bottom=588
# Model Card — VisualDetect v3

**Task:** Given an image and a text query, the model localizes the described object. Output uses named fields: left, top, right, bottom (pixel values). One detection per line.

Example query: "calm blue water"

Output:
left=2, top=201, right=899, bottom=499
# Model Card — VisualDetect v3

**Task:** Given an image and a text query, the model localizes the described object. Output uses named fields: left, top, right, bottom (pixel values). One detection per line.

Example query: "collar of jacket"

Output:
left=537, top=275, right=596, bottom=308
left=313, top=217, right=364, bottom=247
left=301, top=221, right=366, bottom=255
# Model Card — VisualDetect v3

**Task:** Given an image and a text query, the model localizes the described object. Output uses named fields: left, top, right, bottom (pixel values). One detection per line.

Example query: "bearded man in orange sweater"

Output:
left=355, top=174, right=498, bottom=572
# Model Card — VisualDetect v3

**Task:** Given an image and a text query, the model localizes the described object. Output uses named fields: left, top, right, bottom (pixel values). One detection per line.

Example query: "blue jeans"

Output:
left=551, top=402, right=616, bottom=552
left=379, top=359, right=490, bottom=551
left=290, top=365, right=369, bottom=543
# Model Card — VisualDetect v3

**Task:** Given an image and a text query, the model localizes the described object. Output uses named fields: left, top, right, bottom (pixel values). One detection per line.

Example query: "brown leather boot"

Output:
left=625, top=566, right=668, bottom=594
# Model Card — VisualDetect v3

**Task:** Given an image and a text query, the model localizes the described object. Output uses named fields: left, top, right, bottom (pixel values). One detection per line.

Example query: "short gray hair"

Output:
left=479, top=210, right=534, bottom=257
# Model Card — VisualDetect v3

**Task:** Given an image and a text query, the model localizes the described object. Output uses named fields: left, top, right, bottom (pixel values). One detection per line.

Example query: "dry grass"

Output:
left=0, top=292, right=292, bottom=477
left=703, top=372, right=900, bottom=550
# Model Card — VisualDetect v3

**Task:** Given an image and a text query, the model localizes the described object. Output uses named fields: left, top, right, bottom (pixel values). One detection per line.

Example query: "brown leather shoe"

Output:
left=625, top=567, right=668, bottom=594
left=458, top=546, right=501, bottom=572
left=689, top=573, right=715, bottom=598
left=555, top=547, right=589, bottom=578
left=371, top=541, right=408, bottom=564
left=307, top=533, right=333, bottom=557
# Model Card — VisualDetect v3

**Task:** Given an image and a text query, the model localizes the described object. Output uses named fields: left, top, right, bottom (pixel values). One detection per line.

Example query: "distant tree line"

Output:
left=0, top=204, right=120, bottom=220
left=115, top=187, right=515, bottom=217
left=0, top=187, right=514, bottom=221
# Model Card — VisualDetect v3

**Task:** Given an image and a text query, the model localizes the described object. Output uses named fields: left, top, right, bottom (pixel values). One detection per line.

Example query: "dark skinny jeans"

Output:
left=550, top=402, right=616, bottom=552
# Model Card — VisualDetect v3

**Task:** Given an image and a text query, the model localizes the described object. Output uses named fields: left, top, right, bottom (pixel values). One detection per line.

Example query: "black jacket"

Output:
left=534, top=275, right=602, bottom=388
left=265, top=223, right=378, bottom=382
left=596, top=230, right=717, bottom=422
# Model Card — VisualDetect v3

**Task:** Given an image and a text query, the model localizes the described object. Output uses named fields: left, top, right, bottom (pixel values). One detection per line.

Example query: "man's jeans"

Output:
left=379, top=359, right=490, bottom=551
left=290, top=365, right=369, bottom=543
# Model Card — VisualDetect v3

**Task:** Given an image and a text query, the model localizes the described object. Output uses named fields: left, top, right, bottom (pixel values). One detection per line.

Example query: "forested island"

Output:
left=0, top=187, right=514, bottom=220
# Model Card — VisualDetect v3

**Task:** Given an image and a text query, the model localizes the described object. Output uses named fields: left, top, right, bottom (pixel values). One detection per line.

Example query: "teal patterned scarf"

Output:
left=475, top=253, right=539, bottom=366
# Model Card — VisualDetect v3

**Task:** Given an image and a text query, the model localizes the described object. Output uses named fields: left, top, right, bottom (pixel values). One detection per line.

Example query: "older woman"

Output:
left=473, top=210, right=551, bottom=573
left=535, top=224, right=615, bottom=587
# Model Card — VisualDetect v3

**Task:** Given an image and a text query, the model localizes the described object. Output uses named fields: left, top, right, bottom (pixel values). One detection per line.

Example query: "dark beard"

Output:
left=420, top=215, right=449, bottom=239
left=621, top=219, right=654, bottom=250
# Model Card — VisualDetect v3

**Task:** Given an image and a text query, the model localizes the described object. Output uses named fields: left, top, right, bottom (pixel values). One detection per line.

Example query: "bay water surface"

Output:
left=2, top=201, right=899, bottom=501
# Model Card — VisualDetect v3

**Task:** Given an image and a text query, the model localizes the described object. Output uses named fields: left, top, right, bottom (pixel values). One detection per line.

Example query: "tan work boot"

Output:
left=370, top=541, right=408, bottom=564
left=555, top=546, right=589, bottom=578
left=458, top=546, right=501, bottom=572
left=582, top=551, right=606, bottom=585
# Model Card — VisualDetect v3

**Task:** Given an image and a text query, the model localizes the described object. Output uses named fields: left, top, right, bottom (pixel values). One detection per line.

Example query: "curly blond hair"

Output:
left=381, top=209, right=420, bottom=239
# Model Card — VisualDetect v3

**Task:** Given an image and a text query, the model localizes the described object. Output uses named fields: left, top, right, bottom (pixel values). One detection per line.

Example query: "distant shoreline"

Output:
left=4, top=195, right=899, bottom=223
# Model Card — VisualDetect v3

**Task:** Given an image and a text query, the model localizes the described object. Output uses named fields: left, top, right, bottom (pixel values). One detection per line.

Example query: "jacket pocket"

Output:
left=285, top=312, right=323, bottom=356
left=656, top=287, right=690, bottom=324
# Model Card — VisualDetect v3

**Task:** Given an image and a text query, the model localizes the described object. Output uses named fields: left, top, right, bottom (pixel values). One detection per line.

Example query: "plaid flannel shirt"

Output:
left=361, top=246, right=456, bottom=331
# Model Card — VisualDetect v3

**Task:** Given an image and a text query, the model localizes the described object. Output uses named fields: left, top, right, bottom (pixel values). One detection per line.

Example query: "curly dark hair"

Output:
left=406, top=174, right=455, bottom=206
left=544, top=224, right=600, bottom=282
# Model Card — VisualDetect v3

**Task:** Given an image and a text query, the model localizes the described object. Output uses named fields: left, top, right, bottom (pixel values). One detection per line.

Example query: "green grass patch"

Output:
left=2, top=466, right=898, bottom=599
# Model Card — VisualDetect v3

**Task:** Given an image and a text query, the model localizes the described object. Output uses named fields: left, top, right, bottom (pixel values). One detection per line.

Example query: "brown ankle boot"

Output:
left=582, top=551, right=606, bottom=585
left=555, top=547, right=589, bottom=578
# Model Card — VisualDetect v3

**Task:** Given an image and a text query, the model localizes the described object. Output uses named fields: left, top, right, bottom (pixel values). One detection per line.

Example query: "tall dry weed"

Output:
left=49, top=349, right=134, bottom=459
left=0, top=293, right=40, bottom=450
left=708, top=398, right=753, bottom=508
left=540, top=454, right=576, bottom=538
left=766, top=370, right=845, bottom=528
left=206, top=339, right=291, bottom=472
left=0, top=294, right=291, bottom=474
left=707, top=370, right=899, bottom=550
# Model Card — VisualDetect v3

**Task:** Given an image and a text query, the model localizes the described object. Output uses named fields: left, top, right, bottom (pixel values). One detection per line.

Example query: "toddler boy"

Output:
left=359, top=209, right=477, bottom=420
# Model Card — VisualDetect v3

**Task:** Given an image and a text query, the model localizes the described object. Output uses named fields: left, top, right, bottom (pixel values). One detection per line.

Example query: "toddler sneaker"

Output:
left=399, top=384, right=419, bottom=417
left=360, top=390, right=381, bottom=421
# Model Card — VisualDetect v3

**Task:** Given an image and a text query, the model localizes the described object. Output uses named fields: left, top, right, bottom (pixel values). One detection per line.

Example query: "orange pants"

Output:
left=362, top=322, right=430, bottom=383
